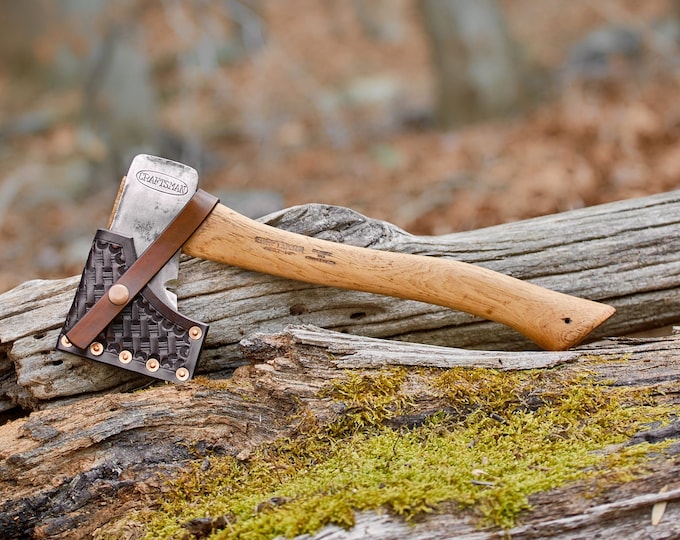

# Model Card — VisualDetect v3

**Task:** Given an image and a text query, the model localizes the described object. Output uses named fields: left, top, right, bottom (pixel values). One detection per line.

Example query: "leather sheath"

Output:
left=56, top=189, right=219, bottom=383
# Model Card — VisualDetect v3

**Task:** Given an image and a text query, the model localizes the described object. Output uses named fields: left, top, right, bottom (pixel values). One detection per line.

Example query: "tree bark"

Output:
left=1, top=189, right=680, bottom=412
left=418, top=0, right=526, bottom=127
left=1, top=324, right=679, bottom=539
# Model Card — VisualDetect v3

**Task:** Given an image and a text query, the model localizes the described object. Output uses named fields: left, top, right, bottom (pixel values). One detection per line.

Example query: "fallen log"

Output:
left=0, top=325, right=679, bottom=539
left=1, top=190, right=679, bottom=411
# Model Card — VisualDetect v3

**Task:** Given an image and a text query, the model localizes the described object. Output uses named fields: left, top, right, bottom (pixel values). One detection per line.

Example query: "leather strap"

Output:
left=66, top=189, right=219, bottom=349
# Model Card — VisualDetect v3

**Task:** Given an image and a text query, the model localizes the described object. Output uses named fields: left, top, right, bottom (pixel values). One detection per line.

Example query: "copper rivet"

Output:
left=119, top=350, right=132, bottom=364
left=108, top=284, right=130, bottom=305
left=176, top=367, right=190, bottom=382
left=146, top=358, right=160, bottom=372
left=189, top=326, right=203, bottom=340
left=60, top=335, right=72, bottom=348
left=90, top=342, right=104, bottom=356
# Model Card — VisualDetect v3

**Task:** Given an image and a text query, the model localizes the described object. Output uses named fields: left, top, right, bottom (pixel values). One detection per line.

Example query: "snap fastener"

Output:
left=108, top=284, right=130, bottom=305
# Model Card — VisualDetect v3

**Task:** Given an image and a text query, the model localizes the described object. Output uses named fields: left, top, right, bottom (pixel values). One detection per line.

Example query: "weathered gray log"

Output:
left=1, top=325, right=679, bottom=539
left=300, top=486, right=680, bottom=540
left=261, top=325, right=680, bottom=392
left=1, top=190, right=679, bottom=411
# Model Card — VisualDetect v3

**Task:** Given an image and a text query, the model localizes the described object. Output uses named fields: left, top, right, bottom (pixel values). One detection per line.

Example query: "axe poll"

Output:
left=57, top=154, right=615, bottom=382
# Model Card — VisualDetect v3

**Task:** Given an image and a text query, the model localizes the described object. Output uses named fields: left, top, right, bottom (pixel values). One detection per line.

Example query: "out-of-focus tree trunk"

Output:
left=0, top=0, right=158, bottom=178
left=352, top=0, right=406, bottom=42
left=673, top=0, right=680, bottom=44
left=418, top=0, right=526, bottom=128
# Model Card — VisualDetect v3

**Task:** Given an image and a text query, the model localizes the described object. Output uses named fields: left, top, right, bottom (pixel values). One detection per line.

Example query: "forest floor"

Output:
left=0, top=0, right=679, bottom=294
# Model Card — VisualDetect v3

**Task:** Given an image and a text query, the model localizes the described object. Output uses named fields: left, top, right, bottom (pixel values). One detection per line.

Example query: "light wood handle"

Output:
left=183, top=204, right=615, bottom=350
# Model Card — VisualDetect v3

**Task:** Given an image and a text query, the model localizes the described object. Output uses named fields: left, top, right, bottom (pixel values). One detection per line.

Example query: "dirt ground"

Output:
left=1, top=0, right=679, bottom=294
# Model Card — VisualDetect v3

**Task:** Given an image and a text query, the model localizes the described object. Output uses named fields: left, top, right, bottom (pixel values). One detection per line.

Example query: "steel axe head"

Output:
left=56, top=154, right=216, bottom=383
left=109, top=154, right=199, bottom=309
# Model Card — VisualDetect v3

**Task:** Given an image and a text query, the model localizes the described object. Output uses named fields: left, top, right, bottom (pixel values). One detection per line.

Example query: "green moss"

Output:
left=136, top=366, right=675, bottom=540
left=319, top=368, right=411, bottom=435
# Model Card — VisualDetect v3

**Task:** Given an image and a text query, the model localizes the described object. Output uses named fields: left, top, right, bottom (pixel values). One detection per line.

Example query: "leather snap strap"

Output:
left=66, top=189, right=219, bottom=349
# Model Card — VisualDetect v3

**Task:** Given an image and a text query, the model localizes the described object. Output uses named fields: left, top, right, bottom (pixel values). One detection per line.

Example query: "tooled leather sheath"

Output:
left=56, top=190, right=219, bottom=383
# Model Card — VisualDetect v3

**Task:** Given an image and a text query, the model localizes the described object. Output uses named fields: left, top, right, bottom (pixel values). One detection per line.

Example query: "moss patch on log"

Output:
left=133, top=366, right=675, bottom=539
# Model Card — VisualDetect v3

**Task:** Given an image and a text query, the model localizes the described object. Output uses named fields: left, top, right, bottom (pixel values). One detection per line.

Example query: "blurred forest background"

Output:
left=1, top=0, right=680, bottom=294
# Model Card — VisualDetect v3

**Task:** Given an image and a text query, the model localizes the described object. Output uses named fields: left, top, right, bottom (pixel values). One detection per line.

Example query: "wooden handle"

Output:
left=183, top=204, right=615, bottom=350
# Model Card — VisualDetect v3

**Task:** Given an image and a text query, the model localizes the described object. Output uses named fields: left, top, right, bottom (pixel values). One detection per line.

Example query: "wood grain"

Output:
left=184, top=204, right=615, bottom=350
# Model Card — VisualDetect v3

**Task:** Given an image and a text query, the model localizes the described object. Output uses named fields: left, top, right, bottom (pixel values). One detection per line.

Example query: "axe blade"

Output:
left=110, top=154, right=200, bottom=308
left=56, top=155, right=212, bottom=383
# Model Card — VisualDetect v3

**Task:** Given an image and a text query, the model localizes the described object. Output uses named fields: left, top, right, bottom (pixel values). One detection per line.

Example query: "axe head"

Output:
left=56, top=155, right=213, bottom=383
left=109, top=154, right=198, bottom=308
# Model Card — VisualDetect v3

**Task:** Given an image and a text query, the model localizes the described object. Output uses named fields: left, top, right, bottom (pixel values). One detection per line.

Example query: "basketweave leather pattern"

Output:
left=57, top=229, right=207, bottom=383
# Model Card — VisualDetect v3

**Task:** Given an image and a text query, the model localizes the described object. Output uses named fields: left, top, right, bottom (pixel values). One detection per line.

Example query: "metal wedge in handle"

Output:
left=182, top=203, right=615, bottom=351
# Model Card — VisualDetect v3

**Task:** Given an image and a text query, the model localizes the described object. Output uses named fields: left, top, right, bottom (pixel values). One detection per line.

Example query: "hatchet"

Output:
left=56, top=154, right=615, bottom=382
